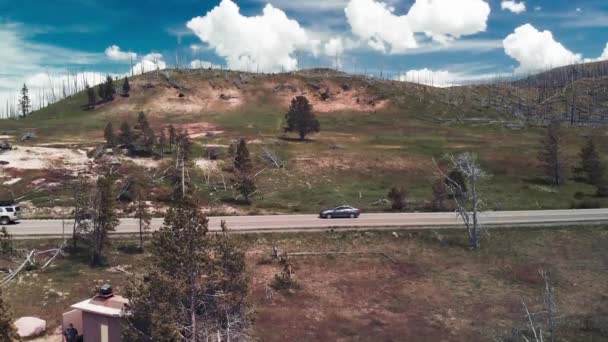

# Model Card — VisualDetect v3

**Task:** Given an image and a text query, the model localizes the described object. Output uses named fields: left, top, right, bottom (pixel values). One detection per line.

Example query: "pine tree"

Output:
left=86, top=84, right=96, bottom=109
left=446, top=169, right=467, bottom=199
left=88, top=176, right=119, bottom=265
left=168, top=125, right=177, bottom=153
left=172, top=131, right=193, bottom=200
left=123, top=199, right=250, bottom=341
left=132, top=182, right=151, bottom=251
left=103, top=75, right=115, bottom=101
left=158, top=128, right=167, bottom=156
left=387, top=187, right=407, bottom=210
left=97, top=82, right=106, bottom=101
left=235, top=176, right=256, bottom=203
left=234, top=138, right=253, bottom=176
left=233, top=139, right=256, bottom=203
left=104, top=122, right=116, bottom=147
left=0, top=288, right=19, bottom=341
left=285, top=96, right=320, bottom=140
left=136, top=112, right=149, bottom=131
left=431, top=178, right=449, bottom=212
left=137, top=112, right=155, bottom=154
left=118, top=121, right=134, bottom=146
left=18, top=83, right=31, bottom=117
left=122, top=77, right=131, bottom=96
left=88, top=176, right=119, bottom=266
left=575, top=136, right=604, bottom=185
left=539, top=123, right=565, bottom=186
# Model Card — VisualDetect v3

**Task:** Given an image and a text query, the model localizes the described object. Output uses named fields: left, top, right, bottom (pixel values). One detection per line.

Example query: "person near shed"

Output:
left=63, top=323, right=79, bottom=342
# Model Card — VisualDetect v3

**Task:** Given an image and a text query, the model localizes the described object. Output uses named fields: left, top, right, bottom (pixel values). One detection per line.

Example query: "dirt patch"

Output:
left=173, top=122, right=218, bottom=138
left=292, top=155, right=432, bottom=175
left=266, top=78, right=390, bottom=113
left=0, top=146, right=90, bottom=176
left=108, top=78, right=244, bottom=117
left=509, top=262, right=548, bottom=285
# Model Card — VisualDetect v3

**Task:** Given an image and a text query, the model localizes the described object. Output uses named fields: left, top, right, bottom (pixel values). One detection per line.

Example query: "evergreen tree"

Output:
left=575, top=136, right=604, bottom=185
left=136, top=112, right=149, bottom=131
left=285, top=96, right=320, bottom=140
left=89, top=176, right=119, bottom=266
left=158, top=128, right=167, bottom=156
left=123, top=200, right=249, bottom=341
left=86, top=84, right=96, bottom=109
left=103, top=75, right=115, bottom=101
left=97, top=82, right=106, bottom=101
left=118, top=121, right=134, bottom=146
left=387, top=186, right=408, bottom=210
left=539, top=123, right=565, bottom=186
left=137, top=112, right=155, bottom=153
left=104, top=122, right=116, bottom=147
left=233, top=139, right=253, bottom=176
left=18, top=83, right=31, bottom=117
left=0, top=288, right=19, bottom=341
left=235, top=176, right=256, bottom=204
left=122, top=77, right=131, bottom=96
left=446, top=169, right=467, bottom=199
left=168, top=125, right=177, bottom=152
left=233, top=139, right=256, bottom=203
left=132, top=182, right=151, bottom=251
left=227, top=142, right=236, bottom=158
left=172, top=131, right=193, bottom=200
left=431, top=178, right=449, bottom=212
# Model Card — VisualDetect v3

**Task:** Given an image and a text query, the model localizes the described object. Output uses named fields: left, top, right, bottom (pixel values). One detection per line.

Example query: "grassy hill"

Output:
left=1, top=66, right=607, bottom=214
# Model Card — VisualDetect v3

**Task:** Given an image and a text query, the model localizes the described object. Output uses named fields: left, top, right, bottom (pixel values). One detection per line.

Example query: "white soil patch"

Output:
left=2, top=177, right=21, bottom=185
left=195, top=159, right=221, bottom=171
left=0, top=135, right=13, bottom=139
left=123, top=156, right=160, bottom=169
left=205, top=144, right=230, bottom=148
left=0, top=146, right=90, bottom=173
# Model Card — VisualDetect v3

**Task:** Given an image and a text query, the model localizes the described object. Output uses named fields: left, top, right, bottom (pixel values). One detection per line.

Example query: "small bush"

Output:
left=0, top=227, right=15, bottom=257
left=387, top=186, right=408, bottom=211
left=257, top=256, right=273, bottom=265
left=570, top=199, right=601, bottom=209
left=117, top=242, right=143, bottom=254
left=271, top=272, right=300, bottom=291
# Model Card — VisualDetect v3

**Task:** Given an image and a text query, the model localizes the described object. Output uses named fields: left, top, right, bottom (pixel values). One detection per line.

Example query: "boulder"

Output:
left=15, top=316, right=46, bottom=338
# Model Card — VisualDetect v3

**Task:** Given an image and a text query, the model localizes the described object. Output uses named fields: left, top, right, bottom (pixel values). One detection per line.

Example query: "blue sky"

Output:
left=1, top=0, right=607, bottom=108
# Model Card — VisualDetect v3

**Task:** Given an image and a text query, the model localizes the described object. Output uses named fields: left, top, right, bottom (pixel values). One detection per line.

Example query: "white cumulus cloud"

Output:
left=189, top=59, right=222, bottom=69
left=398, top=68, right=499, bottom=87
left=503, top=24, right=582, bottom=73
left=399, top=69, right=455, bottom=87
left=584, top=43, right=608, bottom=63
left=131, top=53, right=167, bottom=75
left=344, top=0, right=416, bottom=53
left=105, top=45, right=137, bottom=61
left=324, top=37, right=345, bottom=57
left=407, top=0, right=491, bottom=44
left=601, top=43, right=608, bottom=60
left=501, top=1, right=526, bottom=14
left=345, top=0, right=490, bottom=52
left=186, top=0, right=311, bottom=72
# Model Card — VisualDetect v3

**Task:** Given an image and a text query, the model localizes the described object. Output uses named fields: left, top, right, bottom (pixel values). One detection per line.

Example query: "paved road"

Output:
left=5, top=209, right=608, bottom=237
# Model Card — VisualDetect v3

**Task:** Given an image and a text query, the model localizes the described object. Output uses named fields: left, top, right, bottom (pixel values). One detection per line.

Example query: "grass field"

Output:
left=1, top=70, right=607, bottom=215
left=3, top=225, right=607, bottom=340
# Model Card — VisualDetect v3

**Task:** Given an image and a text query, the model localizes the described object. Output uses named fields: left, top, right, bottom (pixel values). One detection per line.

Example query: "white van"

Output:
left=0, top=202, right=20, bottom=225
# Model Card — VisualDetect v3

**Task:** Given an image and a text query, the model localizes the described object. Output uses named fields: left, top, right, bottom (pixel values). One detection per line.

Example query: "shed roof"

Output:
left=71, top=295, right=129, bottom=318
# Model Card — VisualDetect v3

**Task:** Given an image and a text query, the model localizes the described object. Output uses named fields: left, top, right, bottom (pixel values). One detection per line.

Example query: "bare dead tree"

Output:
left=435, top=152, right=488, bottom=249
left=516, top=269, right=560, bottom=342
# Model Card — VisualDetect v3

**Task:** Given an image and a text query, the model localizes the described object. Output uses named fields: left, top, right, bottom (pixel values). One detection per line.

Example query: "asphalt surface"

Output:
left=5, top=209, right=608, bottom=237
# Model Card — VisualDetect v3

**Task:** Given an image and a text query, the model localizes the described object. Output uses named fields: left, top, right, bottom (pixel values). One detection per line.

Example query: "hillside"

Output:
left=1, top=65, right=607, bottom=215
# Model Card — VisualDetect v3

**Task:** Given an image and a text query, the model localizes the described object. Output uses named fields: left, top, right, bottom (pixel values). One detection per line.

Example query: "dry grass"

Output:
left=3, top=226, right=607, bottom=340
